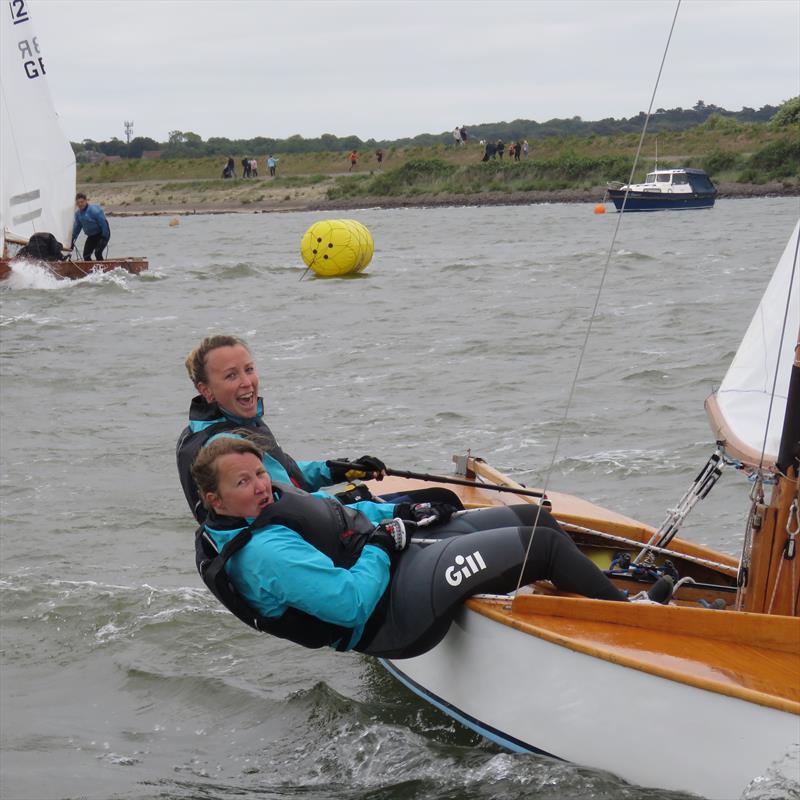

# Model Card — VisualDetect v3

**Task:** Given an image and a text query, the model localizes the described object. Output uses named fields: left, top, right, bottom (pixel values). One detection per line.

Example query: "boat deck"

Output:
left=368, top=473, right=739, bottom=568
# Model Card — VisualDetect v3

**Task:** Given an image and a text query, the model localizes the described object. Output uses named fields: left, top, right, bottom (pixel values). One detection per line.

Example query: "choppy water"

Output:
left=2, top=197, right=799, bottom=800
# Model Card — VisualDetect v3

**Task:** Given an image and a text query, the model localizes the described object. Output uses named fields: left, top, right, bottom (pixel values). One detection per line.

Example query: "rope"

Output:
left=513, top=0, right=683, bottom=596
left=766, top=496, right=799, bottom=614
left=736, top=476, right=765, bottom=610
left=558, top=521, right=738, bottom=575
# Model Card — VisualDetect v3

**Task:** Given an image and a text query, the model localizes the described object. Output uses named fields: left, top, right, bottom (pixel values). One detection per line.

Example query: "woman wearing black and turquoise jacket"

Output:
left=192, top=437, right=647, bottom=660
left=177, top=334, right=385, bottom=522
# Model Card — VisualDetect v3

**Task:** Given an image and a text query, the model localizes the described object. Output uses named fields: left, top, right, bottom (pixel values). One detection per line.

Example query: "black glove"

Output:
left=367, top=518, right=408, bottom=555
left=395, top=501, right=459, bottom=528
left=327, top=455, right=387, bottom=483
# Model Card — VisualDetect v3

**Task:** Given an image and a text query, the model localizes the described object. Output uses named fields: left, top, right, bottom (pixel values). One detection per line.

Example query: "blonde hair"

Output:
left=184, top=335, right=250, bottom=387
left=191, top=436, right=264, bottom=507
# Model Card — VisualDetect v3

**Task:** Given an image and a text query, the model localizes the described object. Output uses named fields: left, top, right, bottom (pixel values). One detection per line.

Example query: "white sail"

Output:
left=706, top=220, right=800, bottom=467
left=1, top=0, right=76, bottom=252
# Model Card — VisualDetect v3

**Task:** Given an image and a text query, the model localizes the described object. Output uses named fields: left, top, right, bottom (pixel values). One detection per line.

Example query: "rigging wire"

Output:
left=513, top=0, right=683, bottom=596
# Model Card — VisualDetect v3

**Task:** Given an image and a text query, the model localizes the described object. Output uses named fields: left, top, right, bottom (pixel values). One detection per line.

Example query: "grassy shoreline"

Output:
left=77, top=126, right=799, bottom=217
left=92, top=178, right=798, bottom=218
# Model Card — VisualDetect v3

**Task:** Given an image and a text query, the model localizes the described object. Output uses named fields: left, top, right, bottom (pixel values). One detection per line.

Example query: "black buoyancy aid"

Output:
left=177, top=396, right=309, bottom=521
left=195, top=482, right=379, bottom=649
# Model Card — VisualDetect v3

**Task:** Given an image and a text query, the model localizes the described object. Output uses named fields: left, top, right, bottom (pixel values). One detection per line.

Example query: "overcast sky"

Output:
left=31, top=0, right=800, bottom=144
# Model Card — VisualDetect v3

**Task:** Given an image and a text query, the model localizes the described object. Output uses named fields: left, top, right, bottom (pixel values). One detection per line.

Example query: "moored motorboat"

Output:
left=606, top=168, right=717, bottom=211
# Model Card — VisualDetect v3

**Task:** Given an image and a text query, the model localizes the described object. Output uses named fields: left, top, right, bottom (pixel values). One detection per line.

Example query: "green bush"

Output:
left=770, top=97, right=800, bottom=127
left=703, top=149, right=742, bottom=175
left=746, top=137, right=800, bottom=180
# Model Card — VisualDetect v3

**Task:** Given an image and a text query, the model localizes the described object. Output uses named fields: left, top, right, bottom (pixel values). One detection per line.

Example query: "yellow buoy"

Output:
left=300, top=219, right=374, bottom=276
left=169, top=217, right=179, bottom=226
left=342, top=219, right=374, bottom=272
left=593, top=204, right=606, bottom=215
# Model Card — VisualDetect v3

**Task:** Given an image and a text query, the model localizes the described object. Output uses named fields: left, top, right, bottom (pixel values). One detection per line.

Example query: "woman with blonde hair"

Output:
left=177, top=334, right=385, bottom=522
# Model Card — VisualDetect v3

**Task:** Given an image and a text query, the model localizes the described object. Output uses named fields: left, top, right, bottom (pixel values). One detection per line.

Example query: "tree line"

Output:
left=74, top=99, right=795, bottom=161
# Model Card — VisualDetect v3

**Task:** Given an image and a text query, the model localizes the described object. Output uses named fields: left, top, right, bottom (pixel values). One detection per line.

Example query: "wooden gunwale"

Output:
left=370, top=473, right=739, bottom=570
left=467, top=594, right=800, bottom=714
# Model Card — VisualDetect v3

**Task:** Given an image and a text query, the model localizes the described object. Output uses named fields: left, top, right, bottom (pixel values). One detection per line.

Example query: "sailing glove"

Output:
left=327, top=455, right=387, bottom=482
left=394, top=501, right=459, bottom=528
left=368, top=518, right=408, bottom=555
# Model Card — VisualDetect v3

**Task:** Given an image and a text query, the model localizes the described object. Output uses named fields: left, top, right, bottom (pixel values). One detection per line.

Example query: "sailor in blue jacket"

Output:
left=177, top=334, right=386, bottom=522
left=70, top=192, right=110, bottom=260
left=193, top=437, right=636, bottom=659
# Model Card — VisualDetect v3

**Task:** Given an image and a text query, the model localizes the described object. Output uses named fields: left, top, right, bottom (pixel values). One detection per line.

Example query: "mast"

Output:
left=743, top=336, right=800, bottom=617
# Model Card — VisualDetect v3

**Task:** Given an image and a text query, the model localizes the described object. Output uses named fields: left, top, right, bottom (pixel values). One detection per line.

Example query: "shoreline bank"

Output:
left=98, top=181, right=798, bottom=218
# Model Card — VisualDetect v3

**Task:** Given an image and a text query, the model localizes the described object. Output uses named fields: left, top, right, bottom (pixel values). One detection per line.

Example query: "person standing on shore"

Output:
left=514, top=141, right=523, bottom=162
left=349, top=150, right=358, bottom=171
left=496, top=140, right=505, bottom=159
left=267, top=155, right=278, bottom=177
left=522, top=140, right=529, bottom=159
left=375, top=149, right=384, bottom=169
left=69, top=193, right=110, bottom=261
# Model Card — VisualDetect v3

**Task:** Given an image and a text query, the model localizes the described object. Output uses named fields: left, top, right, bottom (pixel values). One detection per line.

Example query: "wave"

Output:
left=1, top=260, right=146, bottom=291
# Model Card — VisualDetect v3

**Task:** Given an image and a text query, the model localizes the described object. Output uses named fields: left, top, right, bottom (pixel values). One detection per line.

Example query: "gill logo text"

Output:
left=445, top=550, right=487, bottom=587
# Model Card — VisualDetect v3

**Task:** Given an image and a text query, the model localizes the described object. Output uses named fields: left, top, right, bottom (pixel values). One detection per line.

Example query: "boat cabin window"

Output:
left=656, top=174, right=671, bottom=183
left=688, top=174, right=715, bottom=192
left=672, top=173, right=689, bottom=185
left=646, top=173, right=656, bottom=182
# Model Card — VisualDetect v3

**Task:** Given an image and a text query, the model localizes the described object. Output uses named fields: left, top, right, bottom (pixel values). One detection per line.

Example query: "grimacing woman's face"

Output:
left=207, top=452, right=273, bottom=518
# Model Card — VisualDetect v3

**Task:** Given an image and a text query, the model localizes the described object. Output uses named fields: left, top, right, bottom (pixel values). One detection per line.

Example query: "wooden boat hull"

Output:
left=0, top=257, right=148, bottom=281
left=366, top=465, right=799, bottom=798
left=383, top=598, right=800, bottom=799
left=606, top=188, right=716, bottom=211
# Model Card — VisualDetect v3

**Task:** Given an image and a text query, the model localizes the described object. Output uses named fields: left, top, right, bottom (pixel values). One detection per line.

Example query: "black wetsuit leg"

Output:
left=419, top=503, right=563, bottom=539
left=357, top=523, right=626, bottom=659
left=83, top=234, right=107, bottom=260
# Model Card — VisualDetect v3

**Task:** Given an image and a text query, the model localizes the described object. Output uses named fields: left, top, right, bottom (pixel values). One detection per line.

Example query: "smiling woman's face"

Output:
left=197, top=344, right=259, bottom=418
left=207, top=451, right=273, bottom=518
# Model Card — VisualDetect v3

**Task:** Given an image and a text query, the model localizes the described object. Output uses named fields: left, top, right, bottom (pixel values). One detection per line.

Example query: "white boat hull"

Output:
left=382, top=605, right=800, bottom=799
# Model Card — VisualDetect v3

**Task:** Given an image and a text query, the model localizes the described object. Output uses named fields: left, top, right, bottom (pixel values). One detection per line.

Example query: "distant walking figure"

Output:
left=267, top=155, right=278, bottom=177
left=496, top=140, right=505, bottom=159
left=242, top=158, right=251, bottom=178
left=349, top=150, right=358, bottom=172
left=222, top=157, right=235, bottom=179
left=522, top=140, right=529, bottom=159
left=514, top=141, right=522, bottom=161
left=375, top=149, right=384, bottom=169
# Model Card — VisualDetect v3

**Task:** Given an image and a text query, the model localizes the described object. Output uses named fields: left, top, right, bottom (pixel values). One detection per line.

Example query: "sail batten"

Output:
left=706, top=220, right=800, bottom=468
left=1, top=0, right=76, bottom=252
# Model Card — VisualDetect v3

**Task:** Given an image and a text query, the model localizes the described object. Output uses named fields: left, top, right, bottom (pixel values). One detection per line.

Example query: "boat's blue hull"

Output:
left=606, top=190, right=716, bottom=212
